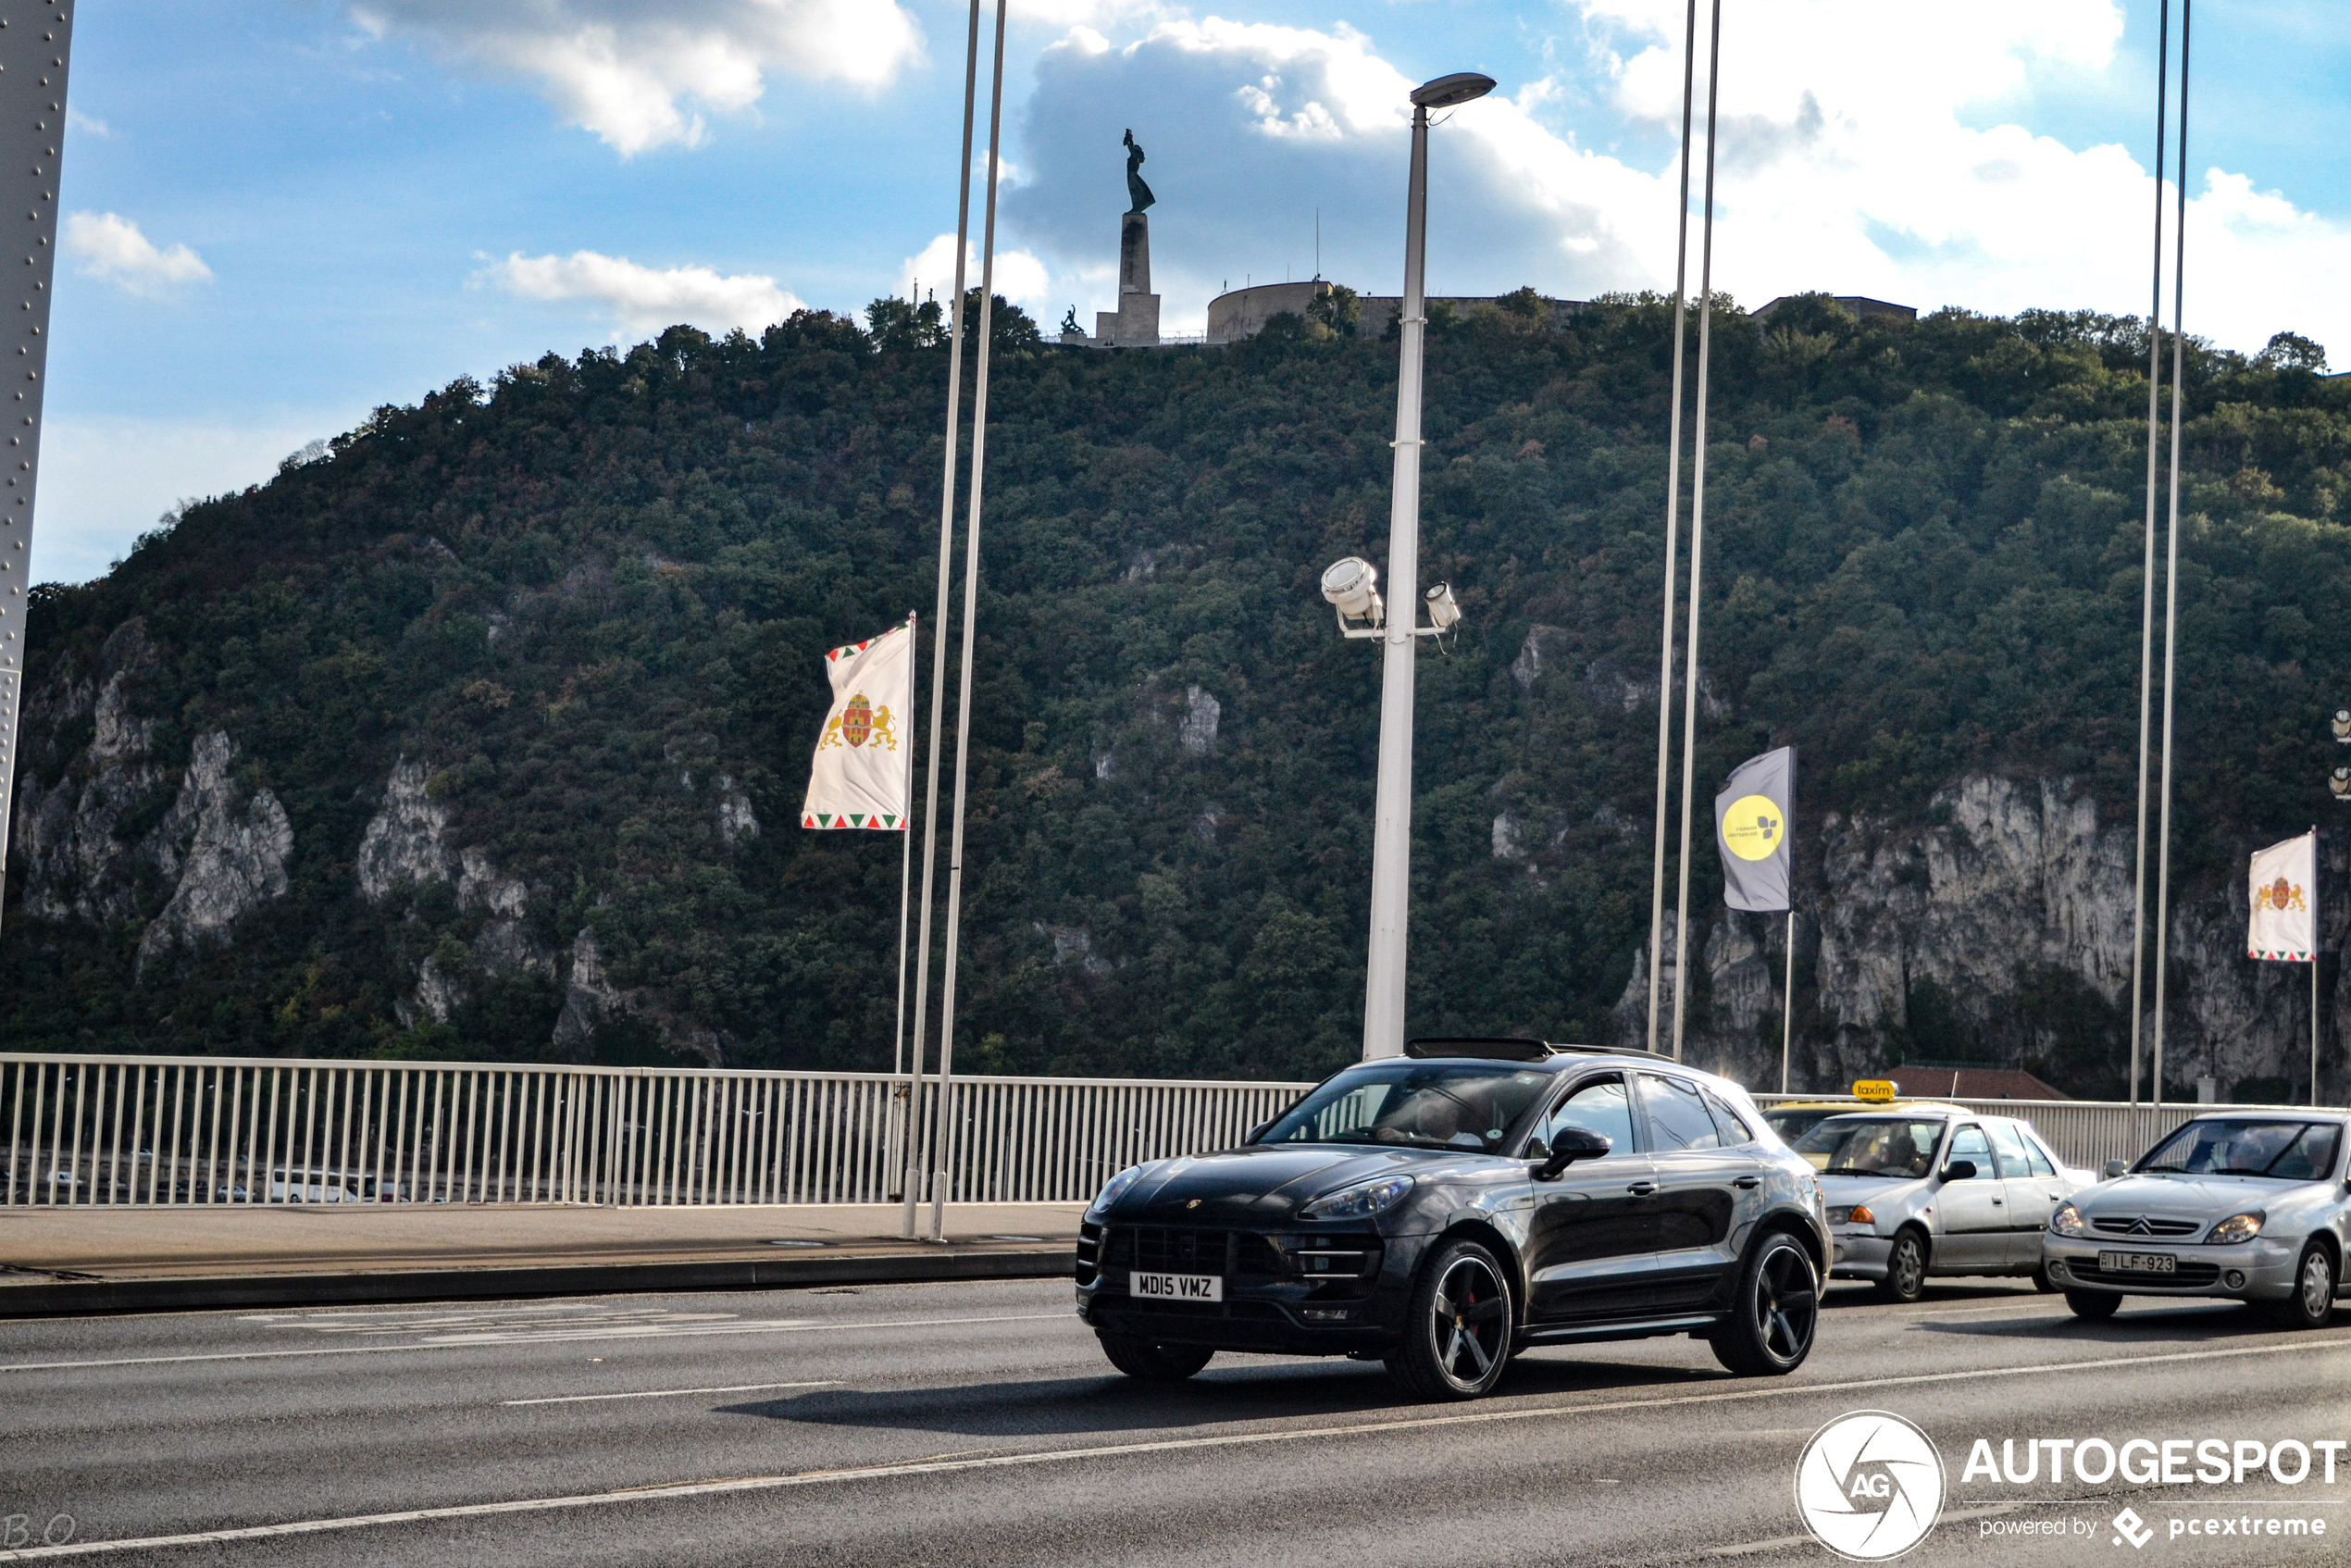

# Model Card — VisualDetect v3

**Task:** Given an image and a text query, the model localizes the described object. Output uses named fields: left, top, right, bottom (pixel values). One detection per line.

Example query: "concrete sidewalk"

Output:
left=0, top=1201, right=1084, bottom=1316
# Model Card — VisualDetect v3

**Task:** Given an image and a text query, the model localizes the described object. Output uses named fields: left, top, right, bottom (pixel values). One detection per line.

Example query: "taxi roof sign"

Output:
left=1852, top=1079, right=1899, bottom=1103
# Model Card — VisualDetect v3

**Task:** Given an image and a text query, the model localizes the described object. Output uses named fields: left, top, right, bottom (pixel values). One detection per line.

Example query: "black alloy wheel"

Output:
left=1874, top=1229, right=1928, bottom=1303
left=1388, top=1238, right=1513, bottom=1401
left=1711, top=1232, right=1820, bottom=1376
left=2064, top=1288, right=2121, bottom=1320
left=1097, top=1332, right=1215, bottom=1381
left=2271, top=1242, right=2337, bottom=1331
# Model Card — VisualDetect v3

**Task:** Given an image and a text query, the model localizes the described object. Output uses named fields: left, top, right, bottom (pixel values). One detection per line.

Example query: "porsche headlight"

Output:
left=1086, top=1164, right=1146, bottom=1218
left=2049, top=1203, right=2086, bottom=1238
left=2207, top=1211, right=2265, bottom=1245
left=1299, top=1175, right=1415, bottom=1222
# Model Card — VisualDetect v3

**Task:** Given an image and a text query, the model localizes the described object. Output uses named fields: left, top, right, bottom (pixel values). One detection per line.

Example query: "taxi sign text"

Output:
left=1852, top=1079, right=1898, bottom=1102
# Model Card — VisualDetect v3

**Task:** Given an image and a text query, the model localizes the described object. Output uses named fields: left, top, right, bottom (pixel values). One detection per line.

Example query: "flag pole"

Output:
left=2313, top=827, right=2321, bottom=1109
left=929, top=0, right=1010, bottom=1243
left=2128, top=0, right=2173, bottom=1118
left=1645, top=0, right=1702, bottom=1056
left=902, top=0, right=985, bottom=1240
left=889, top=613, right=918, bottom=1194
left=1782, top=909, right=1795, bottom=1094
left=2150, top=0, right=2191, bottom=1126
left=1669, top=0, right=1724, bottom=1062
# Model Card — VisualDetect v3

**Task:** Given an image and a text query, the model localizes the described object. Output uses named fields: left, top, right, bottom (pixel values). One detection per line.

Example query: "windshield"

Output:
left=1790, top=1116, right=1944, bottom=1177
left=2136, top=1119, right=2343, bottom=1179
left=1258, top=1063, right=1555, bottom=1153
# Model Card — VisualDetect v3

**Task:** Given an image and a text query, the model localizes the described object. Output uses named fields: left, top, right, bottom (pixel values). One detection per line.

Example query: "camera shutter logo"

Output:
left=1794, top=1411, right=1945, bottom=1561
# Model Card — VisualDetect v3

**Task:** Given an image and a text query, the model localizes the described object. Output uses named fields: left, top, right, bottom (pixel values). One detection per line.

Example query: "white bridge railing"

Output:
left=0, top=1053, right=1312, bottom=1209
left=0, top=1051, right=2280, bottom=1210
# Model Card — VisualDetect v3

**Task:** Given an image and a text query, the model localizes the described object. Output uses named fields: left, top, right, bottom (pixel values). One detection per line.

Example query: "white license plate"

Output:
left=2098, top=1250, right=2178, bottom=1275
left=1131, top=1271, right=1223, bottom=1302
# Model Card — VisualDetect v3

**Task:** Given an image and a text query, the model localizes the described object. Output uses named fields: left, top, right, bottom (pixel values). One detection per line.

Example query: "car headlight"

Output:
left=2049, top=1203, right=2086, bottom=1238
left=1298, top=1175, right=1415, bottom=1222
left=2207, top=1211, right=2264, bottom=1245
left=1086, top=1164, right=1146, bottom=1218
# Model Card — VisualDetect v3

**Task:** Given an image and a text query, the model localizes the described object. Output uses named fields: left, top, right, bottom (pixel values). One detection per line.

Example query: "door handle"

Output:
left=1991, top=1198, right=2004, bottom=1206
left=1627, top=1181, right=1659, bottom=1196
left=1733, top=1176, right=1760, bottom=1189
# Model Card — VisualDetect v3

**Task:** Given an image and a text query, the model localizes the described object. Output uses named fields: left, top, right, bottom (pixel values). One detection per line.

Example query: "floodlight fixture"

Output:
left=2332, top=708, right=2351, bottom=743
left=2332, top=765, right=2351, bottom=802
left=1322, top=555, right=1385, bottom=636
left=1411, top=72, right=1496, bottom=110
left=1424, top=580, right=1461, bottom=631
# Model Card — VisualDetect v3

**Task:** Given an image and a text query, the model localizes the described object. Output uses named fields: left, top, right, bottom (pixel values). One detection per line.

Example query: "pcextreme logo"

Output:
left=1795, top=1411, right=1947, bottom=1561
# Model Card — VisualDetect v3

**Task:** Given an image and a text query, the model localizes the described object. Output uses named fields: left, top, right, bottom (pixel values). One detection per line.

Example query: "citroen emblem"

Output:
left=1186, top=1199, right=1201, bottom=1210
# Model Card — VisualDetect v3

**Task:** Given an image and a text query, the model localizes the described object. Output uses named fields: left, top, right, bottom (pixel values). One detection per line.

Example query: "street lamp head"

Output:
left=1411, top=72, right=1496, bottom=110
left=1322, top=556, right=1384, bottom=623
left=1423, top=580, right=1462, bottom=631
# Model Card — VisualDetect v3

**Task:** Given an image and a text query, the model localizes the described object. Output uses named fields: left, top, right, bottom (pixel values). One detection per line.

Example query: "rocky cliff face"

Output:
left=1612, top=774, right=2339, bottom=1101
left=16, top=622, right=292, bottom=964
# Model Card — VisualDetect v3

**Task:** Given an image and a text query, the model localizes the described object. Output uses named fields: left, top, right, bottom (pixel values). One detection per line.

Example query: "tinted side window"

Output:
left=1704, top=1090, right=1757, bottom=1147
left=1947, top=1125, right=1991, bottom=1176
left=1985, top=1122, right=2034, bottom=1179
left=1639, top=1074, right=1721, bottom=1152
left=2021, top=1135, right=2057, bottom=1177
left=1538, top=1075, right=1633, bottom=1159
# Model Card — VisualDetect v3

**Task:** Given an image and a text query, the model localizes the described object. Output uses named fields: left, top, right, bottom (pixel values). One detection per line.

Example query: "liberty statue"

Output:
left=1123, top=129, right=1155, bottom=214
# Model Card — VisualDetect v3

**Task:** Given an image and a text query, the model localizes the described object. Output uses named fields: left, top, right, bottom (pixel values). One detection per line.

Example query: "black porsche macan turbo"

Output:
left=1075, top=1040, right=1829, bottom=1400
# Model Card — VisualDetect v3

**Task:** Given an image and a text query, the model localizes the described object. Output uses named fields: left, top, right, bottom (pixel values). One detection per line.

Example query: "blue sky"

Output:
left=34, top=0, right=2351, bottom=583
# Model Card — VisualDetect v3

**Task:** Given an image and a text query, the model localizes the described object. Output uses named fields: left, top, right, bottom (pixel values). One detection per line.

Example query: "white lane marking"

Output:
left=243, top=1306, right=740, bottom=1336
left=13, top=1332, right=2351, bottom=1561
left=503, top=1379, right=841, bottom=1407
left=0, top=1313, right=1065, bottom=1374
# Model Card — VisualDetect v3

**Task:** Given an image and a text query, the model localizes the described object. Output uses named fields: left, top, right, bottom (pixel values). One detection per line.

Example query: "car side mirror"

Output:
left=2104, top=1159, right=2129, bottom=1178
left=1941, top=1159, right=1977, bottom=1183
left=1533, top=1126, right=1611, bottom=1181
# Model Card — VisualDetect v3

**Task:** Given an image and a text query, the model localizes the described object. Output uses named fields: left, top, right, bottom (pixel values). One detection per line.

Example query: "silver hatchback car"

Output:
left=1795, top=1108, right=2097, bottom=1301
left=2044, top=1112, right=2351, bottom=1327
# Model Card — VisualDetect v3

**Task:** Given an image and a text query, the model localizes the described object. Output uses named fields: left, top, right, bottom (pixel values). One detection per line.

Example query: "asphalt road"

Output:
left=8, top=1276, right=2351, bottom=1566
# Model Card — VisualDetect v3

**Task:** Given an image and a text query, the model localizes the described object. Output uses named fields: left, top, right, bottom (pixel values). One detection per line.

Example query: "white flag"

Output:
left=800, top=622, right=913, bottom=830
left=2247, top=832, right=2317, bottom=962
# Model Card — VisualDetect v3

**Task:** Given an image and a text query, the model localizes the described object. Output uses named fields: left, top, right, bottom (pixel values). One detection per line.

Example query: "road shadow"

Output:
left=1822, top=1281, right=2043, bottom=1310
left=720, top=1348, right=1731, bottom=1439
left=1907, top=1298, right=2273, bottom=1342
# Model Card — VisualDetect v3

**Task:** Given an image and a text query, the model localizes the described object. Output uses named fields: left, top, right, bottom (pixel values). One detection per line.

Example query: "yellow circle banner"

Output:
left=1721, top=793, right=1786, bottom=862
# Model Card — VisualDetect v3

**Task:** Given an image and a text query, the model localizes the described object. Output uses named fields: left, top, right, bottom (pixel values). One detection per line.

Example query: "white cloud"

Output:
left=348, top=0, right=925, bottom=156
left=62, top=212, right=212, bottom=297
left=66, top=108, right=112, bottom=139
left=1577, top=0, right=2351, bottom=352
left=32, top=416, right=358, bottom=585
left=1004, top=6, right=2351, bottom=355
left=483, top=249, right=804, bottom=334
left=896, top=232, right=1054, bottom=312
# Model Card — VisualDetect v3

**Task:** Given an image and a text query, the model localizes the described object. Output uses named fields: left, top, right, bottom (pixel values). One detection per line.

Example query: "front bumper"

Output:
left=2042, top=1236, right=2299, bottom=1300
left=1074, top=1219, right=1432, bottom=1355
left=1830, top=1231, right=1892, bottom=1282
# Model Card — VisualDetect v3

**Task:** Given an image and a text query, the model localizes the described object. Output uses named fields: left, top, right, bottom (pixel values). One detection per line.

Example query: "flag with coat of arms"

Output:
left=2247, top=831, right=2317, bottom=962
left=801, top=621, right=913, bottom=830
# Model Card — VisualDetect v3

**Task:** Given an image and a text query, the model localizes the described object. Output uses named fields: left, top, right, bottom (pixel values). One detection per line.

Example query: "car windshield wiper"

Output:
left=1819, top=1164, right=1901, bottom=1176
left=2209, top=1166, right=2277, bottom=1176
left=1323, top=1129, right=1467, bottom=1151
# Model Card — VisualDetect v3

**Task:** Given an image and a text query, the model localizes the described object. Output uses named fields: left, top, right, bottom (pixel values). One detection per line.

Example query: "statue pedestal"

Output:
left=1093, top=211, right=1160, bottom=347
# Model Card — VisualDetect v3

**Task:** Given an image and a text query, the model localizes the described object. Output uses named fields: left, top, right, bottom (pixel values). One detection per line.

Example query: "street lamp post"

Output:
left=1355, top=70, right=1494, bottom=1062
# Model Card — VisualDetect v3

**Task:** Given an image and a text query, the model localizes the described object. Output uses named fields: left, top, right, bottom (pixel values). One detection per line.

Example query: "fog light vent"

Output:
left=1301, top=1307, right=1356, bottom=1323
left=2223, top=1269, right=2247, bottom=1290
left=2046, top=1262, right=2069, bottom=1283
